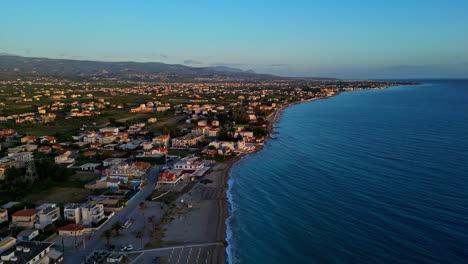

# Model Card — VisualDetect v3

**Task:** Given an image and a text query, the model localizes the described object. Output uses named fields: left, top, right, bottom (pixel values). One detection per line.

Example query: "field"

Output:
left=22, top=187, right=91, bottom=206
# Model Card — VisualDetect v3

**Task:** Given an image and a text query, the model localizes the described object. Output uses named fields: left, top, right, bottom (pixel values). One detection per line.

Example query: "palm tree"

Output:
left=101, top=229, right=113, bottom=246
left=112, top=221, right=123, bottom=236
left=139, top=202, right=147, bottom=228
left=135, top=230, right=143, bottom=249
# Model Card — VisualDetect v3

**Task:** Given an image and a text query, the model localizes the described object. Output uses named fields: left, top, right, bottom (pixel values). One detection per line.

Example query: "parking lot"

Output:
left=130, top=244, right=223, bottom=264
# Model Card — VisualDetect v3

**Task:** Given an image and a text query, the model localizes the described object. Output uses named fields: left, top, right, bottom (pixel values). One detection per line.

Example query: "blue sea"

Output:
left=226, top=80, right=468, bottom=264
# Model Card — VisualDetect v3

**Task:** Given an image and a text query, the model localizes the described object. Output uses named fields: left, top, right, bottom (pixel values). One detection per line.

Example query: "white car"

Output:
left=120, top=246, right=127, bottom=251
left=127, top=244, right=134, bottom=251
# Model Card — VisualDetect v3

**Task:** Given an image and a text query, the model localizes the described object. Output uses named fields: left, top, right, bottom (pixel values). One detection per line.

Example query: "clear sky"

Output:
left=1, top=0, right=467, bottom=79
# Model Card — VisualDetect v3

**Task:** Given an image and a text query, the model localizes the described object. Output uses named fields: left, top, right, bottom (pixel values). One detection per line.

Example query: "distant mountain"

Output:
left=208, top=66, right=257, bottom=75
left=208, top=66, right=244, bottom=73
left=0, top=55, right=277, bottom=81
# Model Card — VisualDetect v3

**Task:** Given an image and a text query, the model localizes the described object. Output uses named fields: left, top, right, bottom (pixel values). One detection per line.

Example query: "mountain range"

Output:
left=0, top=55, right=277, bottom=81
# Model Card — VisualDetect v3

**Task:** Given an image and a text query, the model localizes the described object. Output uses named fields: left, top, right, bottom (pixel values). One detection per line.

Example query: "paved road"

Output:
left=64, top=165, right=161, bottom=263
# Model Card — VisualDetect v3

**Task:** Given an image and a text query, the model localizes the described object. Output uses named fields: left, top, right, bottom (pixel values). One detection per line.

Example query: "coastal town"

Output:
left=0, top=75, right=415, bottom=263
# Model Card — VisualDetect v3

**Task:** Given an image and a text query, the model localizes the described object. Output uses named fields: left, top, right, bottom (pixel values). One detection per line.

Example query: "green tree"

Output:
left=102, top=229, right=113, bottom=246
left=112, top=221, right=123, bottom=236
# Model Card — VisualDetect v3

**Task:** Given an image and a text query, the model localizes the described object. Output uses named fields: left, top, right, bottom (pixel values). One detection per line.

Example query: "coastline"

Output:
left=157, top=83, right=419, bottom=264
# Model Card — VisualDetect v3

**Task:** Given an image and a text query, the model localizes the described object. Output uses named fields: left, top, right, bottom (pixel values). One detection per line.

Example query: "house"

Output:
left=80, top=163, right=101, bottom=172
left=140, top=141, right=153, bottom=150
left=63, top=203, right=105, bottom=226
left=0, top=129, right=16, bottom=137
left=0, top=241, right=54, bottom=264
left=54, top=154, right=75, bottom=165
left=20, top=136, right=37, bottom=144
left=157, top=170, right=183, bottom=185
left=102, top=158, right=125, bottom=167
left=171, top=133, right=204, bottom=147
left=88, top=197, right=122, bottom=211
left=173, top=157, right=204, bottom=170
left=57, top=224, right=84, bottom=236
left=83, top=151, right=96, bottom=157
left=152, top=135, right=170, bottom=148
left=97, top=134, right=116, bottom=144
left=17, top=229, right=39, bottom=241
left=0, top=208, right=8, bottom=223
left=38, top=146, right=52, bottom=154
left=12, top=209, right=39, bottom=228
left=130, top=104, right=155, bottom=113
left=197, top=120, right=207, bottom=126
left=35, top=203, right=61, bottom=230
left=137, top=147, right=167, bottom=158
left=40, top=136, right=57, bottom=144
left=208, top=127, right=222, bottom=137
left=103, top=162, right=149, bottom=183
left=99, top=127, right=119, bottom=133
left=52, top=144, right=63, bottom=150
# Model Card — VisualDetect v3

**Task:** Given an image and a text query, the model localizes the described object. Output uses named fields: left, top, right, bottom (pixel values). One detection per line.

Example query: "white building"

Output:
left=64, top=203, right=105, bottom=226
left=35, top=203, right=61, bottom=230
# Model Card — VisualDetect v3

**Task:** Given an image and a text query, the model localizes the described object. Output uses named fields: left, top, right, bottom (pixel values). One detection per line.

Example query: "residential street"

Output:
left=64, top=165, right=161, bottom=263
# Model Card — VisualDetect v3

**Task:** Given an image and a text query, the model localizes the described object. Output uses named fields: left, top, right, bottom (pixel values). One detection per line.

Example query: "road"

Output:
left=64, top=165, right=162, bottom=263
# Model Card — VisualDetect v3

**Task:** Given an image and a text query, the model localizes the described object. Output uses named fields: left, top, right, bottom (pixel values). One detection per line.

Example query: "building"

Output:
left=157, top=170, right=183, bottom=185
left=17, top=229, right=39, bottom=241
left=130, top=104, right=155, bottom=113
left=102, top=158, right=125, bottom=167
left=0, top=208, right=8, bottom=223
left=20, top=136, right=37, bottom=144
left=79, top=163, right=101, bottom=172
left=99, top=127, right=119, bottom=133
left=63, top=203, right=105, bottom=226
left=103, top=162, right=150, bottom=183
left=57, top=224, right=84, bottom=236
left=171, top=133, right=204, bottom=147
left=35, top=204, right=61, bottom=230
left=152, top=135, right=170, bottom=148
left=88, top=197, right=122, bottom=211
left=12, top=209, right=39, bottom=228
left=208, top=127, right=222, bottom=137
left=173, top=157, right=204, bottom=170
left=0, top=241, right=55, bottom=264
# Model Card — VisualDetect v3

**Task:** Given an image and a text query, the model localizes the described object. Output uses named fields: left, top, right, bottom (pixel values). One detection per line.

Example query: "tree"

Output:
left=112, top=221, right=123, bottom=236
left=102, top=229, right=113, bottom=246
left=135, top=230, right=143, bottom=249
left=139, top=202, right=147, bottom=228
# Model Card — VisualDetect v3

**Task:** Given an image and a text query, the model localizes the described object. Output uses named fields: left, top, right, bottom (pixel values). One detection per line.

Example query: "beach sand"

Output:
left=161, top=162, right=229, bottom=263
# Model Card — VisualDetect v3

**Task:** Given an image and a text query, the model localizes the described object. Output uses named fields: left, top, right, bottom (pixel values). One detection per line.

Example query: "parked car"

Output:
left=109, top=245, right=115, bottom=251
left=120, top=246, right=127, bottom=251
left=127, top=244, right=134, bottom=251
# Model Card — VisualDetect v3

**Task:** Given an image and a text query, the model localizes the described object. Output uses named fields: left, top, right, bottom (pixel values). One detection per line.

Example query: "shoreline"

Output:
left=219, top=83, right=418, bottom=263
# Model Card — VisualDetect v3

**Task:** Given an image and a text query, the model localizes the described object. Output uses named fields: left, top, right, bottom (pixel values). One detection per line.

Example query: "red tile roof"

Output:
left=58, top=224, right=84, bottom=231
left=12, top=209, right=39, bottom=217
left=134, top=162, right=151, bottom=168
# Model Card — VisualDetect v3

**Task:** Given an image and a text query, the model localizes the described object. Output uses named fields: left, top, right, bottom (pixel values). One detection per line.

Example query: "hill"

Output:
left=0, top=55, right=278, bottom=81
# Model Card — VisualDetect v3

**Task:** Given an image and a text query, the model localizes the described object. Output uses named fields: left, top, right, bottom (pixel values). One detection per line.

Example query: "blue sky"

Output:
left=1, top=0, right=467, bottom=78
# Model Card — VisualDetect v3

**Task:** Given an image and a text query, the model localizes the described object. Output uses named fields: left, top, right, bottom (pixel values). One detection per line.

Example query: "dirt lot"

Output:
left=23, top=187, right=91, bottom=205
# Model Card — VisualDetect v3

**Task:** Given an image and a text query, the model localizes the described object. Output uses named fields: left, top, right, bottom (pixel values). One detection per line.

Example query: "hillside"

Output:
left=0, top=55, right=278, bottom=81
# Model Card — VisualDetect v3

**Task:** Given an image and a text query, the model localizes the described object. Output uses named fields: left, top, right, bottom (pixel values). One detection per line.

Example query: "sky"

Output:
left=1, top=0, right=467, bottom=79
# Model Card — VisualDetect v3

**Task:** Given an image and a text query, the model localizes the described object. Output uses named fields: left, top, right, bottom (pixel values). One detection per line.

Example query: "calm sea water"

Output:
left=226, top=80, right=468, bottom=264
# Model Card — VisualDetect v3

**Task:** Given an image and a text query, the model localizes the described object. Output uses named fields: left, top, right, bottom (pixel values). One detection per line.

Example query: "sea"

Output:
left=226, top=80, right=468, bottom=264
